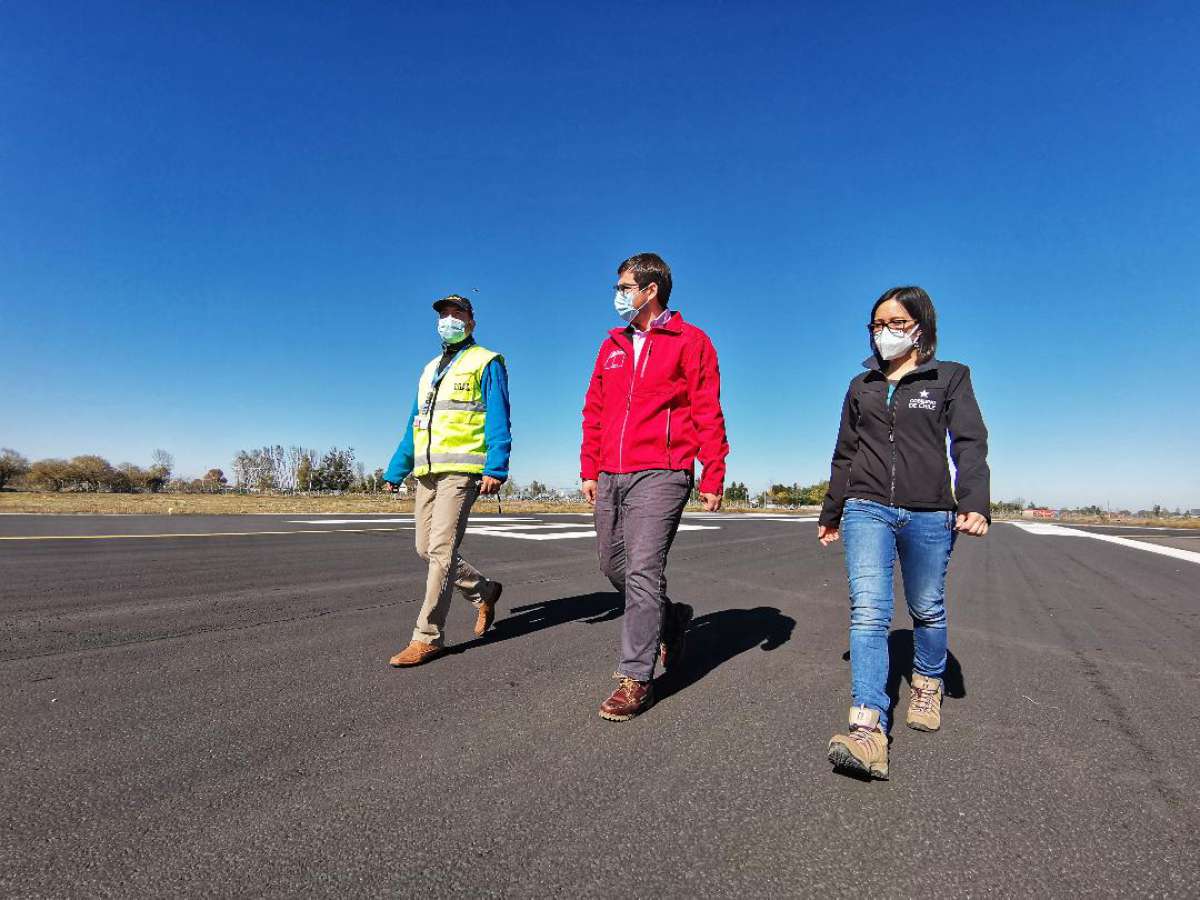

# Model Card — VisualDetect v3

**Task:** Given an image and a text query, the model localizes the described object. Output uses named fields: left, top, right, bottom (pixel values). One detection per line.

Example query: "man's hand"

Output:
left=581, top=480, right=597, bottom=505
left=383, top=481, right=397, bottom=493
left=955, top=511, right=989, bottom=537
left=818, top=524, right=840, bottom=546
left=480, top=476, right=502, bottom=495
left=699, top=492, right=722, bottom=512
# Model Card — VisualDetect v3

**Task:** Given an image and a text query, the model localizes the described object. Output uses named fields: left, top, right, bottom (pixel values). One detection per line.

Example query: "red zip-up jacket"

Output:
left=580, top=310, right=730, bottom=494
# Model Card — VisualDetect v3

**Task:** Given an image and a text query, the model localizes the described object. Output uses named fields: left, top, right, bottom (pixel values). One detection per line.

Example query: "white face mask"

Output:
left=874, top=327, right=919, bottom=361
left=438, top=316, right=468, bottom=344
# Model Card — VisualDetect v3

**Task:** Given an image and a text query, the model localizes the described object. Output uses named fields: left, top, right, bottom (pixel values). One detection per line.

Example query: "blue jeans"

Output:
left=841, top=498, right=956, bottom=732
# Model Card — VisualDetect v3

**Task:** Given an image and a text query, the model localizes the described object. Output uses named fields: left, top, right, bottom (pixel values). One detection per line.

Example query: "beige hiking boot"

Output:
left=906, top=673, right=944, bottom=732
left=827, top=705, right=889, bottom=779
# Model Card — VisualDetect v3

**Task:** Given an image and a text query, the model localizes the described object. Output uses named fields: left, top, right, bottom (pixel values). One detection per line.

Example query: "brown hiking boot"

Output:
left=827, top=705, right=889, bottom=779
left=388, top=641, right=446, bottom=667
left=598, top=677, right=654, bottom=721
left=906, top=673, right=944, bottom=732
left=474, top=582, right=503, bottom=637
left=658, top=601, right=693, bottom=671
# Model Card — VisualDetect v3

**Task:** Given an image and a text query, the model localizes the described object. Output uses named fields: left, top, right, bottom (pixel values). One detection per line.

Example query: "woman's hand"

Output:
left=954, top=512, right=989, bottom=536
left=818, top=524, right=840, bottom=546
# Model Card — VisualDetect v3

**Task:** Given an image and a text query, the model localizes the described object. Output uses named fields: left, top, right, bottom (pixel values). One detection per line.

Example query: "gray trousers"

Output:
left=594, top=469, right=692, bottom=681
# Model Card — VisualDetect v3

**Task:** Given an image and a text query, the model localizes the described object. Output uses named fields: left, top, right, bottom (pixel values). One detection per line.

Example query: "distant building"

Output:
left=1021, top=508, right=1056, bottom=519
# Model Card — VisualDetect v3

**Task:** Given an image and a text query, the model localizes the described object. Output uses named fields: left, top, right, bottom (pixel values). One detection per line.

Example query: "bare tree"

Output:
left=289, top=446, right=318, bottom=493
left=232, top=451, right=253, bottom=491
left=68, top=455, right=117, bottom=492
left=28, top=458, right=70, bottom=491
left=149, top=449, right=174, bottom=485
left=269, top=445, right=292, bottom=492
left=0, top=449, right=30, bottom=490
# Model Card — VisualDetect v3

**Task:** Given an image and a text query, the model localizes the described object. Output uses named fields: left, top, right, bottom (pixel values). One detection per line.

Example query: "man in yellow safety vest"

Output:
left=383, top=294, right=511, bottom=667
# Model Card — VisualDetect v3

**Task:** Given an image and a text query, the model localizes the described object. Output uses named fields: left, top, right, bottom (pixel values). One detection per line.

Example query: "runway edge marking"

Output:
left=1008, top=521, right=1200, bottom=566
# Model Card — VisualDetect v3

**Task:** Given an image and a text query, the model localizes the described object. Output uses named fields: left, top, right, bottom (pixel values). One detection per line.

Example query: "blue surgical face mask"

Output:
left=438, top=315, right=468, bottom=344
left=613, top=288, right=647, bottom=324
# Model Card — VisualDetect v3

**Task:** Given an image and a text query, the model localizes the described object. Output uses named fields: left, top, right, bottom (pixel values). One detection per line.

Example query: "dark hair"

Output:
left=871, top=285, right=937, bottom=362
left=617, top=252, right=672, bottom=306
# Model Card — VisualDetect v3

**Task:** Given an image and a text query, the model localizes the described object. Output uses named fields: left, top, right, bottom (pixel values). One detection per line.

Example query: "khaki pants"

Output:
left=412, top=472, right=494, bottom=646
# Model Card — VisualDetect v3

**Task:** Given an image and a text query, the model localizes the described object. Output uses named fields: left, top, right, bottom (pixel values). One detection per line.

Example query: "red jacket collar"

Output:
left=607, top=309, right=685, bottom=341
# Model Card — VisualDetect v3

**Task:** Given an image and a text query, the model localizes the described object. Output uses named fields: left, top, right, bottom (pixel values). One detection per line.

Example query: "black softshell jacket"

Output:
left=819, top=357, right=990, bottom=527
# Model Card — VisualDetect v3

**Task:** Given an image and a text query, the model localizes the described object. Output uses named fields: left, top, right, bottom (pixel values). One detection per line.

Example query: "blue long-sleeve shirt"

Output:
left=383, top=356, right=511, bottom=484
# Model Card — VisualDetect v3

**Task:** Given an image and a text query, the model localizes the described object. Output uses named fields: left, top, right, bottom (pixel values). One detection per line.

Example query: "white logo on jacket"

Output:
left=604, top=349, right=627, bottom=370
left=909, top=388, right=937, bottom=411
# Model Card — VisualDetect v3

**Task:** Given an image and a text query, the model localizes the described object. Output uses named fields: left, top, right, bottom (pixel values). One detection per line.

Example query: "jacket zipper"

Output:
left=427, top=375, right=444, bottom=472
left=888, top=379, right=900, bottom=505
left=666, top=406, right=672, bottom=466
left=617, top=337, right=651, bottom=473
left=426, top=348, right=465, bottom=472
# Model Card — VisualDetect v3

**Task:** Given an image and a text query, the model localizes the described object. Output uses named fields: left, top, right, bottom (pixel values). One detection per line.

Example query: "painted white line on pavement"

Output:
left=1008, top=522, right=1200, bottom=566
left=288, top=517, right=538, bottom=525
left=467, top=523, right=723, bottom=541
left=1070, top=523, right=1200, bottom=534
left=682, top=514, right=819, bottom=522
left=468, top=528, right=597, bottom=541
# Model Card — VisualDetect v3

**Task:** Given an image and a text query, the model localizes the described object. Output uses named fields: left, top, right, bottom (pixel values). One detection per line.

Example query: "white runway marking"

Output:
left=1008, top=522, right=1200, bottom=566
left=468, top=528, right=597, bottom=541
left=288, top=517, right=538, bottom=525
left=467, top=523, right=722, bottom=541
left=683, top=514, right=819, bottom=523
left=284, top=513, right=814, bottom=542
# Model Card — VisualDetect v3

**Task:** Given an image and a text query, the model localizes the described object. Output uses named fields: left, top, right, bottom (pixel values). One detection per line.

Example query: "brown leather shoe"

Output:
left=388, top=641, right=446, bottom=667
left=473, top=582, right=503, bottom=637
left=598, top=677, right=654, bottom=721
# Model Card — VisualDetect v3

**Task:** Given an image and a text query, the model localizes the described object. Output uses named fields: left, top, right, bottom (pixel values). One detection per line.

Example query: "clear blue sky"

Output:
left=3, top=2, right=1197, bottom=510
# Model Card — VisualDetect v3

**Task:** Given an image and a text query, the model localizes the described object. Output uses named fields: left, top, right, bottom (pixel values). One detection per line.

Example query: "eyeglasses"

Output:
left=613, top=283, right=642, bottom=295
left=867, top=318, right=916, bottom=335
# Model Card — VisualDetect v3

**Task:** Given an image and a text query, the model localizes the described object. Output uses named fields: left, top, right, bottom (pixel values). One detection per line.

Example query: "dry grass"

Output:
left=0, top=492, right=803, bottom=517
left=6, top=492, right=1192, bottom=526
left=995, top=514, right=1200, bottom=529
left=1054, top=516, right=1200, bottom=529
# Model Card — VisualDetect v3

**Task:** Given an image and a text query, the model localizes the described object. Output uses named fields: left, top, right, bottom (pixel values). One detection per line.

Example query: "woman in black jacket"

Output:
left=818, top=286, right=990, bottom=779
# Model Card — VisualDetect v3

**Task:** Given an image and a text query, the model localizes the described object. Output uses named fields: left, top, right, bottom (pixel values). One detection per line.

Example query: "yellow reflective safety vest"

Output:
left=412, top=343, right=502, bottom=477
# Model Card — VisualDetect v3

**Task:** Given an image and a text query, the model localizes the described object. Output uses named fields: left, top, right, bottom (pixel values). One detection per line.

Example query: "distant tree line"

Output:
left=0, top=445, right=389, bottom=496
left=228, top=446, right=385, bottom=494
left=757, top=481, right=829, bottom=507
left=990, top=498, right=1191, bottom=519
left=1, top=448, right=182, bottom=493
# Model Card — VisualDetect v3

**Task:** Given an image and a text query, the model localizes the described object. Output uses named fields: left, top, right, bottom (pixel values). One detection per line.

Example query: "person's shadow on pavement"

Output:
left=654, top=606, right=796, bottom=705
left=452, top=598, right=796, bottom=705
left=451, top=591, right=626, bottom=653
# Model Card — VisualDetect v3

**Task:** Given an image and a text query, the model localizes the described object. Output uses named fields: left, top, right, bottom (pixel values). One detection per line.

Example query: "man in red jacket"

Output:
left=581, top=252, right=730, bottom=721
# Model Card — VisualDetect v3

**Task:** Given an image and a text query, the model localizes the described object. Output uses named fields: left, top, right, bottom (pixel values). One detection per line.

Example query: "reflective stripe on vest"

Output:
left=433, top=399, right=487, bottom=413
left=428, top=452, right=487, bottom=466
left=412, top=343, right=502, bottom=477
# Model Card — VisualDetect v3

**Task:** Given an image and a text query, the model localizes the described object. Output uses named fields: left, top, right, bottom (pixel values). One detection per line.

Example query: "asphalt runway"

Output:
left=3, top=513, right=1199, bottom=897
